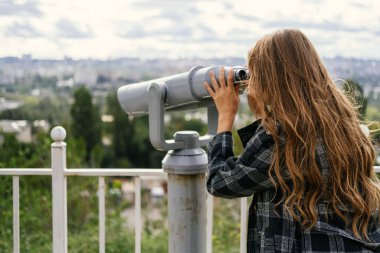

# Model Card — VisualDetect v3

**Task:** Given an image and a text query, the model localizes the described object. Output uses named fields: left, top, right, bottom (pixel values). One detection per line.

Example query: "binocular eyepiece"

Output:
left=117, top=66, right=249, bottom=116
left=234, top=68, right=249, bottom=82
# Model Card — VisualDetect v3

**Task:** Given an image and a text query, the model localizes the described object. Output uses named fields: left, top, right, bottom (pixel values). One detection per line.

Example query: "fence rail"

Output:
left=1, top=126, right=379, bottom=253
left=0, top=127, right=249, bottom=253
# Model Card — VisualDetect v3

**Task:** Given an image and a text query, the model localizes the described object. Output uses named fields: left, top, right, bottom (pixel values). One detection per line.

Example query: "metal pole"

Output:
left=163, top=131, right=208, bottom=253
left=134, top=177, right=142, bottom=253
left=206, top=194, right=213, bottom=253
left=13, top=176, right=20, bottom=253
left=98, top=177, right=106, bottom=253
left=240, top=198, right=248, bottom=253
left=51, top=126, right=68, bottom=253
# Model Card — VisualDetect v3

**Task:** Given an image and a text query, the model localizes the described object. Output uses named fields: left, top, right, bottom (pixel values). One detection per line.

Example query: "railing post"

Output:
left=98, top=177, right=106, bottom=253
left=13, top=176, right=20, bottom=253
left=134, top=177, right=141, bottom=253
left=51, top=126, right=68, bottom=253
left=163, top=132, right=208, bottom=253
left=240, top=198, right=248, bottom=253
left=206, top=193, right=213, bottom=253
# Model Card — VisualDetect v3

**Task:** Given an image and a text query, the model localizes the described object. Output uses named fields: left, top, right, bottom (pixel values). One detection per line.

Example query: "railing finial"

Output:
left=51, top=126, right=66, bottom=142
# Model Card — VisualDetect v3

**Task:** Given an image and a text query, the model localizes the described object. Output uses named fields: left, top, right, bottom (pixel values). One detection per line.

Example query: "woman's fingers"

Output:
left=209, top=70, right=220, bottom=92
left=204, top=82, right=215, bottom=97
left=208, top=67, right=236, bottom=95
left=227, top=68, right=234, bottom=90
left=219, top=66, right=226, bottom=87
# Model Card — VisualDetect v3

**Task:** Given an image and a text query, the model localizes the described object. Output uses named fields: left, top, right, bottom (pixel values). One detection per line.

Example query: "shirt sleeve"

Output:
left=206, top=126, right=275, bottom=198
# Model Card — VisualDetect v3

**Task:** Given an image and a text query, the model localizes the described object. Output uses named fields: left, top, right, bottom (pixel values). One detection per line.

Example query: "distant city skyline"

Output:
left=0, top=0, right=379, bottom=60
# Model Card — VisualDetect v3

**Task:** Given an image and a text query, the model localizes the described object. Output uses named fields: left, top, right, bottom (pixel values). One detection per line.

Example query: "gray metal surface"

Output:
left=147, top=82, right=217, bottom=151
left=148, top=82, right=185, bottom=151
left=162, top=131, right=208, bottom=174
left=162, top=131, right=208, bottom=253
left=167, top=173, right=207, bottom=253
left=117, top=66, right=248, bottom=116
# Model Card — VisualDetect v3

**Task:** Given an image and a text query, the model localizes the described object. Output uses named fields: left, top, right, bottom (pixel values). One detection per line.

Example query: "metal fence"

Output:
left=0, top=127, right=379, bottom=253
left=0, top=127, right=249, bottom=253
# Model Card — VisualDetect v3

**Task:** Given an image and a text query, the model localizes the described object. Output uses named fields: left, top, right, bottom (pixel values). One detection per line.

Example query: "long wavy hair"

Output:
left=247, top=29, right=380, bottom=239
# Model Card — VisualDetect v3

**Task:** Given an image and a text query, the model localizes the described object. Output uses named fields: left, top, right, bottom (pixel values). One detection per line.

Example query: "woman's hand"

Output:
left=204, top=66, right=240, bottom=133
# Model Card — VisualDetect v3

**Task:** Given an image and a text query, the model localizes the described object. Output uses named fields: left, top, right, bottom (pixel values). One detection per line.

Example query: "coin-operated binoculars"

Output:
left=117, top=66, right=248, bottom=253
left=117, top=66, right=248, bottom=150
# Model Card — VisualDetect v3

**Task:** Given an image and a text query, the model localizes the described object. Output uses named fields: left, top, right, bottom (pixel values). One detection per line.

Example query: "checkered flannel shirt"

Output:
left=206, top=120, right=380, bottom=253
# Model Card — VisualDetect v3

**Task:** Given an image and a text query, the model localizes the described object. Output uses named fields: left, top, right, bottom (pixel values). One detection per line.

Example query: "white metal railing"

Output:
left=0, top=126, right=249, bottom=253
left=1, top=126, right=379, bottom=253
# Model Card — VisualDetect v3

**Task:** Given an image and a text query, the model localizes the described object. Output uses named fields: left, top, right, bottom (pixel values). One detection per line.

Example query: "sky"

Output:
left=0, top=0, right=379, bottom=60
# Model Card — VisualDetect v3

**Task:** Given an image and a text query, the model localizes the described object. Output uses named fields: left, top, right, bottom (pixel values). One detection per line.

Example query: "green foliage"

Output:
left=105, top=91, right=130, bottom=162
left=343, top=79, right=367, bottom=119
left=105, top=92, right=164, bottom=168
left=33, top=97, right=71, bottom=125
left=0, top=96, right=71, bottom=126
left=66, top=137, right=87, bottom=168
left=0, top=176, right=52, bottom=253
left=70, top=86, right=101, bottom=163
left=165, top=113, right=207, bottom=138
left=32, top=75, right=57, bottom=89
left=212, top=198, right=241, bottom=253
left=232, top=131, right=244, bottom=156
left=0, top=132, right=51, bottom=168
left=0, top=176, right=12, bottom=252
left=367, top=105, right=380, bottom=122
left=0, top=75, right=57, bottom=95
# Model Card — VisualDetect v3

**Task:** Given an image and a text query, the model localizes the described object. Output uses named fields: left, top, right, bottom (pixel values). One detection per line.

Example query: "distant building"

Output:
left=0, top=97, right=23, bottom=111
left=74, top=69, right=97, bottom=86
left=33, top=120, right=50, bottom=133
left=373, top=86, right=380, bottom=100
left=0, top=120, right=32, bottom=143
left=57, top=78, right=74, bottom=88
left=363, top=85, right=380, bottom=99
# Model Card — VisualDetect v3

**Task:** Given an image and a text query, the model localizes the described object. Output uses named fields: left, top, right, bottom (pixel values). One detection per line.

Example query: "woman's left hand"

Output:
left=204, top=66, right=240, bottom=133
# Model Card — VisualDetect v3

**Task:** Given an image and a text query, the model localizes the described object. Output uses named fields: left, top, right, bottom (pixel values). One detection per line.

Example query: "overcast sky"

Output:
left=0, top=0, right=379, bottom=60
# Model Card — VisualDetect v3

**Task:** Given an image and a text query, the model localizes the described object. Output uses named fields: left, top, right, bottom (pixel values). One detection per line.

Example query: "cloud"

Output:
left=349, top=2, right=368, bottom=9
left=117, top=26, right=148, bottom=39
left=0, top=0, right=379, bottom=59
left=118, top=23, right=225, bottom=44
left=235, top=14, right=259, bottom=22
left=152, top=7, right=200, bottom=23
left=5, top=22, right=42, bottom=37
left=0, top=0, right=42, bottom=16
left=301, top=0, right=327, bottom=3
left=117, top=17, right=255, bottom=45
left=262, top=19, right=365, bottom=33
left=131, top=0, right=203, bottom=9
left=55, top=18, right=93, bottom=38
left=117, top=19, right=193, bottom=39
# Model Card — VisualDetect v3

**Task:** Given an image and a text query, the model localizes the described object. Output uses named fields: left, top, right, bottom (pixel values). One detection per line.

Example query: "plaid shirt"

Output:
left=206, top=120, right=380, bottom=253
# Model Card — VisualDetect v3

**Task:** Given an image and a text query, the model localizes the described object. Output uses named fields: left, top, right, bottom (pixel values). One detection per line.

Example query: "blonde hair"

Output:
left=247, top=29, right=380, bottom=239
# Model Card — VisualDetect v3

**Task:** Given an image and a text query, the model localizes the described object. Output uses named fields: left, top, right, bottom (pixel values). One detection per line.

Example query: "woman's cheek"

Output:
left=247, top=94, right=265, bottom=119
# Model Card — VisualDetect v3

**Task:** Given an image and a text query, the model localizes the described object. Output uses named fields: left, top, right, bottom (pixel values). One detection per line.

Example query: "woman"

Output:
left=204, top=29, right=380, bottom=252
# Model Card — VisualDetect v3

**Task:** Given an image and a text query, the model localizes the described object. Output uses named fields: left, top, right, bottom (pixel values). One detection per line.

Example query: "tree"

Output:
left=105, top=92, right=164, bottom=168
left=342, top=79, right=367, bottom=120
left=70, top=86, right=101, bottom=163
left=105, top=91, right=133, bottom=167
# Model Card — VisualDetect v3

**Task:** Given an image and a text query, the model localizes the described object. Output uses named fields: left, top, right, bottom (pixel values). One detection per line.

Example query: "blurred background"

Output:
left=0, top=0, right=379, bottom=252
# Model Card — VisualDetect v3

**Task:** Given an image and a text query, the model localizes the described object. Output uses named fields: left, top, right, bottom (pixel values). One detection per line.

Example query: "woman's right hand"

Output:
left=204, top=66, right=240, bottom=133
